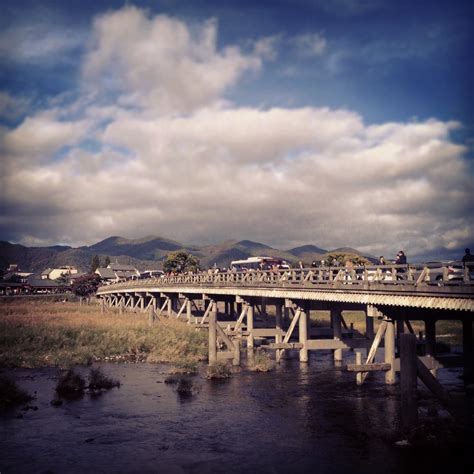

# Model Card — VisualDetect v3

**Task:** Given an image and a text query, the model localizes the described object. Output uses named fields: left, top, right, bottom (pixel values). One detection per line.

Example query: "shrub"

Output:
left=249, top=350, right=274, bottom=372
left=88, top=368, right=120, bottom=390
left=56, top=369, right=86, bottom=398
left=176, top=378, right=196, bottom=397
left=0, top=375, right=33, bottom=410
left=206, top=361, right=232, bottom=379
left=169, top=361, right=199, bottom=375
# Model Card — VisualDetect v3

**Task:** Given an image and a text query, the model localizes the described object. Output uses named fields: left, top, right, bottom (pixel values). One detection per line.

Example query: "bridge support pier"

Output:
left=186, top=299, right=192, bottom=324
left=148, top=306, right=156, bottom=325
left=425, top=319, right=436, bottom=357
left=247, top=302, right=254, bottom=351
left=400, top=333, right=418, bottom=430
left=366, top=313, right=374, bottom=340
left=332, top=306, right=343, bottom=364
left=424, top=319, right=437, bottom=376
left=384, top=318, right=396, bottom=385
left=462, top=317, right=473, bottom=382
left=299, top=305, right=309, bottom=363
left=208, top=300, right=217, bottom=365
left=275, top=302, right=283, bottom=363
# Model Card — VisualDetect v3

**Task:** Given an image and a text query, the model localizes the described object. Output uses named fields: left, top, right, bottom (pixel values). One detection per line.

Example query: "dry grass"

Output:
left=249, top=349, right=274, bottom=372
left=0, top=300, right=207, bottom=368
left=0, top=374, right=34, bottom=410
left=206, top=361, right=232, bottom=379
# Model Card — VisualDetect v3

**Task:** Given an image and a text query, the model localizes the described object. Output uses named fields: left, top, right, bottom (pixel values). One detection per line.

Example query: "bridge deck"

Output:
left=97, top=266, right=474, bottom=312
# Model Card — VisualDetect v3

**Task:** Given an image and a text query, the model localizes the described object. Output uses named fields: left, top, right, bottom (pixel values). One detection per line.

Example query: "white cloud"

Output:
left=0, top=23, right=84, bottom=64
left=0, top=92, right=31, bottom=120
left=82, top=7, right=268, bottom=114
left=291, top=33, right=327, bottom=57
left=1, top=6, right=472, bottom=258
left=3, top=111, right=91, bottom=159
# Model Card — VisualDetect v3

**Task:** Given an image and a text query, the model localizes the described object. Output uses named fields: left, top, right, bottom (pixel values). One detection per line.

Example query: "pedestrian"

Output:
left=395, top=251, right=407, bottom=265
left=462, top=248, right=474, bottom=269
left=395, top=250, right=407, bottom=279
left=379, top=256, right=386, bottom=265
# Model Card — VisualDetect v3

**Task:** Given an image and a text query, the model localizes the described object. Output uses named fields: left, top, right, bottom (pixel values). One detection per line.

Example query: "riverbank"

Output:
left=0, top=300, right=207, bottom=368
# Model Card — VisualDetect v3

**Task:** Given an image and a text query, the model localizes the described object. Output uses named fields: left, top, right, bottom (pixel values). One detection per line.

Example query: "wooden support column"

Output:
left=208, top=300, right=217, bottom=365
left=396, top=319, right=405, bottom=338
left=425, top=319, right=436, bottom=357
left=356, top=352, right=363, bottom=385
left=275, top=302, right=283, bottom=363
left=462, top=317, right=474, bottom=382
left=167, top=297, right=172, bottom=318
left=366, top=305, right=375, bottom=340
left=233, top=338, right=241, bottom=366
left=384, top=318, right=396, bottom=385
left=100, top=298, right=105, bottom=314
left=284, top=299, right=292, bottom=324
left=331, top=305, right=343, bottom=363
left=236, top=301, right=242, bottom=321
left=247, top=302, right=254, bottom=350
left=148, top=306, right=156, bottom=325
left=261, top=297, right=267, bottom=319
left=299, top=305, right=309, bottom=363
left=400, top=333, right=418, bottom=430
left=186, top=299, right=192, bottom=324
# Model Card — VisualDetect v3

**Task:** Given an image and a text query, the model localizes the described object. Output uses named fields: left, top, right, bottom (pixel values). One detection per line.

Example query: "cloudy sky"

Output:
left=0, top=0, right=472, bottom=259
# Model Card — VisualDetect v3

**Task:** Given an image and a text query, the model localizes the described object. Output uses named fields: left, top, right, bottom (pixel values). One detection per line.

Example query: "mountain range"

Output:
left=0, top=235, right=379, bottom=274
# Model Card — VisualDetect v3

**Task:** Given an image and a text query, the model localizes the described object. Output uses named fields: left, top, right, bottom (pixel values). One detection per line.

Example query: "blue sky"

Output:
left=0, top=0, right=472, bottom=259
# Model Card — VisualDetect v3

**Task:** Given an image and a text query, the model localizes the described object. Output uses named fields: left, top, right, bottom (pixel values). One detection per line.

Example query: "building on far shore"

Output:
left=40, top=266, right=78, bottom=280
left=95, top=263, right=140, bottom=283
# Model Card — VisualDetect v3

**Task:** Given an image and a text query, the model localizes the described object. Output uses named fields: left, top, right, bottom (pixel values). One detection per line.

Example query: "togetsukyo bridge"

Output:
left=96, top=263, right=474, bottom=426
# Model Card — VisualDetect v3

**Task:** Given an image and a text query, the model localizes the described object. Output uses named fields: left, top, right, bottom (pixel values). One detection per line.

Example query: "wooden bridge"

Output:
left=97, top=264, right=473, bottom=427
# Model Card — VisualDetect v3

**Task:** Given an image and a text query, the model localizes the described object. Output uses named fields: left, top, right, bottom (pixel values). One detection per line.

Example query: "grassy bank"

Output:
left=0, top=301, right=207, bottom=368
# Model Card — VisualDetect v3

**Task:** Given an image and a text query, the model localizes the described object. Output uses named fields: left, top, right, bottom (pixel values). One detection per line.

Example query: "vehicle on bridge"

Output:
left=419, top=261, right=468, bottom=283
left=140, top=270, right=164, bottom=279
left=231, top=256, right=290, bottom=271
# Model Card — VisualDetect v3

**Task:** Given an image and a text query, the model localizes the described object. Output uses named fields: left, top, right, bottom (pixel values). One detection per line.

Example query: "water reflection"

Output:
left=0, top=358, right=472, bottom=474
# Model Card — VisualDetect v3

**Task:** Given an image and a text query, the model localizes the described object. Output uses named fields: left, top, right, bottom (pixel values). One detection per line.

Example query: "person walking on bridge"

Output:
left=395, top=250, right=407, bottom=279
left=462, top=248, right=474, bottom=269
left=395, top=250, right=407, bottom=265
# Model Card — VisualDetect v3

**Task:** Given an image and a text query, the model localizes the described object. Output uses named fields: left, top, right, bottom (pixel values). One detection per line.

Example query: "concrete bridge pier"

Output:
left=208, top=300, right=217, bottom=365
left=384, top=316, right=396, bottom=385
left=425, top=319, right=436, bottom=357
left=186, top=298, right=192, bottom=324
left=275, top=301, right=283, bottom=362
left=331, top=305, right=343, bottom=364
left=247, top=301, right=255, bottom=351
left=236, top=301, right=242, bottom=321
left=299, top=303, right=309, bottom=363
left=462, top=317, right=473, bottom=382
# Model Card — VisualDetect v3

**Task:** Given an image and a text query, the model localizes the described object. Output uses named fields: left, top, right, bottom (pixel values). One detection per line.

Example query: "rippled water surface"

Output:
left=1, top=352, right=473, bottom=474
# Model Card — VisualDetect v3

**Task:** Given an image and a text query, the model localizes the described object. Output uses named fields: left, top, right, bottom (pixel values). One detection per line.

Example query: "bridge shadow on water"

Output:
left=1, top=354, right=472, bottom=474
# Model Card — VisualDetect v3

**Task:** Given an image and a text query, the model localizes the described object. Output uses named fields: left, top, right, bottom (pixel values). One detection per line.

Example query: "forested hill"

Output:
left=0, top=236, right=376, bottom=273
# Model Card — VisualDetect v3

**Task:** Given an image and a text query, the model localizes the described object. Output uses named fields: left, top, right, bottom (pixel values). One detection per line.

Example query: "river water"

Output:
left=1, top=351, right=473, bottom=474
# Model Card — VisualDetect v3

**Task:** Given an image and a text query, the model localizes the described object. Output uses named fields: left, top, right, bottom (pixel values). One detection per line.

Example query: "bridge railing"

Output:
left=98, top=262, right=473, bottom=293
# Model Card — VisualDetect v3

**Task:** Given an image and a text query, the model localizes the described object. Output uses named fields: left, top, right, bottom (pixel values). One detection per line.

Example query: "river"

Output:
left=1, top=350, right=472, bottom=473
